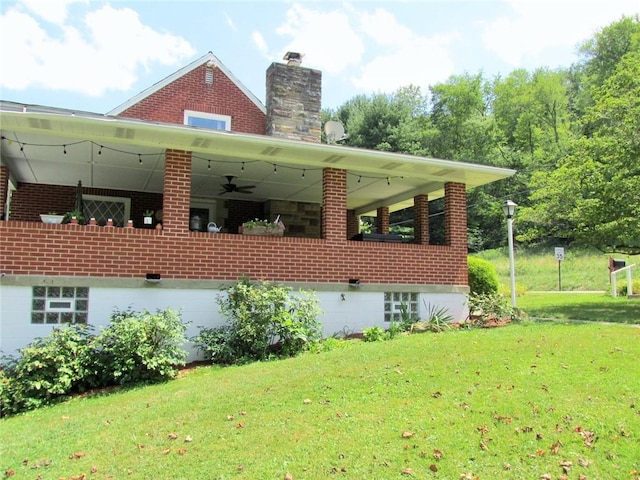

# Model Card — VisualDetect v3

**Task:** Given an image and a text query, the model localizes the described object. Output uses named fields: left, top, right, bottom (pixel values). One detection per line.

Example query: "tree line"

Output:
left=323, top=15, right=640, bottom=254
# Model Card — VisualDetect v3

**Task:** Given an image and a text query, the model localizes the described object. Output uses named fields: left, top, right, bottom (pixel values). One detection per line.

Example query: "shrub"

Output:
left=362, top=326, right=386, bottom=342
left=0, top=325, right=96, bottom=416
left=94, top=308, right=188, bottom=385
left=616, top=279, right=640, bottom=296
left=467, top=292, right=515, bottom=326
left=194, top=279, right=323, bottom=364
left=468, top=256, right=499, bottom=295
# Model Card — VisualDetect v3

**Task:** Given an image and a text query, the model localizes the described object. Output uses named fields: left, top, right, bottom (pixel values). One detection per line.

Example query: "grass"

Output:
left=476, top=246, right=640, bottom=292
left=2, top=323, right=639, bottom=479
left=518, top=293, right=640, bottom=324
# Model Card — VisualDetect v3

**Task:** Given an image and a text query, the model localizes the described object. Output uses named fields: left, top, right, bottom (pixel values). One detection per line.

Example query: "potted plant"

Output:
left=63, top=210, right=85, bottom=225
left=143, top=210, right=154, bottom=225
left=240, top=218, right=285, bottom=236
left=40, top=212, right=65, bottom=224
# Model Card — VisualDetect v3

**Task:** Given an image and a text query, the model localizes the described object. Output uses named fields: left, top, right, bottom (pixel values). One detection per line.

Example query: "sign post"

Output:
left=554, top=247, right=565, bottom=291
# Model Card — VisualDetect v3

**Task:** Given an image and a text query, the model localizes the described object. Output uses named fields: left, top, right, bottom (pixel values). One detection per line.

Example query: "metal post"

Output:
left=507, top=215, right=516, bottom=307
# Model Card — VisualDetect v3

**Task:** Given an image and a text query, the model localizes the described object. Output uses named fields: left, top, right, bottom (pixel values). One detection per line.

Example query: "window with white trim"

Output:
left=384, top=292, right=419, bottom=323
left=184, top=110, right=231, bottom=131
left=31, top=286, right=89, bottom=324
left=83, top=194, right=131, bottom=227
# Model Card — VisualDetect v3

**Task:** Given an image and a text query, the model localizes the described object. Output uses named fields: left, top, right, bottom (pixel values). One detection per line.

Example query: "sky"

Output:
left=1, top=0, right=639, bottom=114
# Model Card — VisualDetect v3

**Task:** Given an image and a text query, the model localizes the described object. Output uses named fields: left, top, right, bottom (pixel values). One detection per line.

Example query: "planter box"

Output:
left=240, top=225, right=284, bottom=237
left=40, top=214, right=65, bottom=224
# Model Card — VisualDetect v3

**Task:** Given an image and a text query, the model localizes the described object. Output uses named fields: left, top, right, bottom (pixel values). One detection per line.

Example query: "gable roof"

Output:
left=107, top=52, right=266, bottom=116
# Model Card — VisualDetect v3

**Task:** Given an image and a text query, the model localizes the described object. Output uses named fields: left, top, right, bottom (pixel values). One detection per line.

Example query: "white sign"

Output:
left=555, top=247, right=565, bottom=261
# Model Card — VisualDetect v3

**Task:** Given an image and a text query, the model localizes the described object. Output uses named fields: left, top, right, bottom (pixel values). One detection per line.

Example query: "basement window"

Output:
left=384, top=292, right=419, bottom=323
left=31, top=286, right=89, bottom=324
left=184, top=110, right=231, bottom=131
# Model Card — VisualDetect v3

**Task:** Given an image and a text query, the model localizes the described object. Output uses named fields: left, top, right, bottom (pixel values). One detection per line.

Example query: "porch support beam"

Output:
left=163, top=149, right=192, bottom=235
left=346, top=209, right=359, bottom=240
left=444, top=182, right=467, bottom=250
left=322, top=168, right=347, bottom=243
left=0, top=165, right=9, bottom=220
left=375, top=206, right=389, bottom=234
left=413, top=194, right=429, bottom=245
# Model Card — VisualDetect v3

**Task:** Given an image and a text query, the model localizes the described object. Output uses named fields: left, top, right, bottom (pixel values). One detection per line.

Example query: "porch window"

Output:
left=31, top=286, right=89, bottom=324
left=384, top=292, right=419, bottom=323
left=184, top=110, right=231, bottom=131
left=83, top=195, right=131, bottom=227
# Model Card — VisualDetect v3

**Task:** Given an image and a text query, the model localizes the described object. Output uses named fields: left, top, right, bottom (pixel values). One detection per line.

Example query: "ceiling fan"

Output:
left=219, top=175, right=256, bottom=194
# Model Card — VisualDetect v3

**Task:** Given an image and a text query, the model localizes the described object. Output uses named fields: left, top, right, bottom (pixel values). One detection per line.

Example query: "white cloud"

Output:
left=480, top=0, right=640, bottom=67
left=20, top=0, right=84, bottom=25
left=252, top=31, right=269, bottom=57
left=352, top=7, right=459, bottom=94
left=223, top=11, right=237, bottom=32
left=0, top=2, right=194, bottom=96
left=275, top=3, right=365, bottom=74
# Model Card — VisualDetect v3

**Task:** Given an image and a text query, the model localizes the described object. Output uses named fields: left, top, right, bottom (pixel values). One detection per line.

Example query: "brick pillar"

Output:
left=0, top=165, right=9, bottom=220
left=346, top=210, right=359, bottom=239
left=414, top=194, right=429, bottom=245
left=444, top=182, right=467, bottom=250
left=322, top=168, right=347, bottom=242
left=162, top=149, right=192, bottom=235
left=375, top=206, right=389, bottom=234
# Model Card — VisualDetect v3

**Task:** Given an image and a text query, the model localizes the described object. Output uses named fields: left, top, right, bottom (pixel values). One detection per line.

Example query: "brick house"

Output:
left=0, top=52, right=514, bottom=359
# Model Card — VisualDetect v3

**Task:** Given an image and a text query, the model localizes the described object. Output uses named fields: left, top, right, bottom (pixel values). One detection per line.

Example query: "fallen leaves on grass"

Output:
left=401, top=467, right=414, bottom=475
left=68, top=452, right=86, bottom=459
left=433, top=449, right=443, bottom=460
left=167, top=433, right=179, bottom=439
left=401, top=431, right=415, bottom=438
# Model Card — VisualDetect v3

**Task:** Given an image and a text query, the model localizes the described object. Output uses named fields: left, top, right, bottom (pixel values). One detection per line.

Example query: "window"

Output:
left=384, top=292, right=419, bottom=323
left=184, top=110, right=231, bottom=131
left=32, top=286, right=89, bottom=324
left=83, top=194, right=131, bottom=227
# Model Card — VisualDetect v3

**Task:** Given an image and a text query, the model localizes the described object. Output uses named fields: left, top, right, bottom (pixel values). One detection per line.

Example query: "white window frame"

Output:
left=184, top=110, right=231, bottom=131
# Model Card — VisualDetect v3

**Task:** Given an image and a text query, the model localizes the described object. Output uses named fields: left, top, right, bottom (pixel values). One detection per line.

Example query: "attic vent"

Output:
left=205, top=68, right=214, bottom=85
left=260, top=147, right=282, bottom=156
left=27, top=118, right=52, bottom=130
left=191, top=138, right=212, bottom=148
left=114, top=128, right=135, bottom=139
left=322, top=154, right=345, bottom=164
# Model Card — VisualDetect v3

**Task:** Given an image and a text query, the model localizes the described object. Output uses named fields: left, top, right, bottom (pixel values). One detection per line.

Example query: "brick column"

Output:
left=0, top=165, right=9, bottom=220
left=414, top=194, right=429, bottom=245
left=375, top=206, right=389, bottom=234
left=444, top=182, right=467, bottom=250
left=322, top=168, right=347, bottom=242
left=162, top=149, right=192, bottom=235
left=346, top=210, right=359, bottom=239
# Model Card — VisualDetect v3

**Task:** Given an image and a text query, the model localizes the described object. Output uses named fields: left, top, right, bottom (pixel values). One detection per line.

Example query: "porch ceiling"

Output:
left=0, top=102, right=515, bottom=215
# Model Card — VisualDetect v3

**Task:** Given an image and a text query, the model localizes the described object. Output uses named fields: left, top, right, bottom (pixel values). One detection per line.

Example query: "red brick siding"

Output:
left=0, top=223, right=468, bottom=285
left=162, top=150, right=192, bottom=234
left=1, top=165, right=9, bottom=219
left=118, top=64, right=266, bottom=135
left=346, top=210, right=359, bottom=239
left=225, top=199, right=265, bottom=234
left=375, top=206, right=389, bottom=234
left=414, top=194, right=429, bottom=245
left=322, top=168, right=347, bottom=242
left=8, top=183, right=162, bottom=224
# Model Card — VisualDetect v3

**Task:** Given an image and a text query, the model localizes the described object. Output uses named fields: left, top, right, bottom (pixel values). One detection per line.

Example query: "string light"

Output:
left=357, top=176, right=361, bottom=183
left=273, top=164, right=277, bottom=173
left=138, top=154, right=142, bottom=165
left=241, top=162, right=245, bottom=172
left=302, top=169, right=306, bottom=178
left=387, top=177, right=391, bottom=186
left=98, top=146, right=102, bottom=155
left=63, top=145, right=67, bottom=154
left=208, top=160, right=211, bottom=170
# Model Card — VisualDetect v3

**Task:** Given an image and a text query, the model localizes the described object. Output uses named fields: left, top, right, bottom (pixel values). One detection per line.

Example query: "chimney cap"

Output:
left=283, top=51, right=304, bottom=66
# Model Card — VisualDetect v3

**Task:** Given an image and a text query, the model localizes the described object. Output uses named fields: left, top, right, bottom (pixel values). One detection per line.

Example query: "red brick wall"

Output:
left=322, top=168, right=347, bottom=242
left=8, top=183, right=162, bottom=224
left=375, top=206, right=389, bottom=234
left=162, top=150, right=192, bottom=234
left=1, top=165, right=9, bottom=219
left=225, top=199, right=265, bottom=234
left=118, top=63, right=266, bottom=135
left=414, top=194, right=429, bottom=245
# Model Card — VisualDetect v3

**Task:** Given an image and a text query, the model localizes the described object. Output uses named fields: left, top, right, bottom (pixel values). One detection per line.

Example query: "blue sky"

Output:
left=1, top=0, right=638, bottom=114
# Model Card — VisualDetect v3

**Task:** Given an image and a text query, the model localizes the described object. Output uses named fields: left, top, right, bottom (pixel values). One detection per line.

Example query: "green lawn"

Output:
left=2, top=323, right=639, bottom=479
left=518, top=293, right=640, bottom=324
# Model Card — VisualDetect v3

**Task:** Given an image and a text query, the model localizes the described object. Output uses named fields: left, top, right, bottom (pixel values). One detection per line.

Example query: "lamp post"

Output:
left=502, top=200, right=517, bottom=307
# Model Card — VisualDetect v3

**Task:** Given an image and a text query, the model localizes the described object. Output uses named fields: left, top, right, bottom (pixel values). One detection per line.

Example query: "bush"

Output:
left=0, top=325, right=95, bottom=416
left=194, top=279, right=323, bottom=364
left=94, top=308, right=188, bottom=385
left=616, top=278, right=640, bottom=296
left=362, top=326, right=386, bottom=342
left=467, top=292, right=518, bottom=326
left=468, top=256, right=500, bottom=295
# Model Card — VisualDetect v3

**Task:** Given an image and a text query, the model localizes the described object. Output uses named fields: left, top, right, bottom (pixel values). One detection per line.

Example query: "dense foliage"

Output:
left=0, top=309, right=188, bottom=417
left=467, top=256, right=500, bottom=295
left=325, top=15, right=640, bottom=253
left=193, top=279, right=323, bottom=364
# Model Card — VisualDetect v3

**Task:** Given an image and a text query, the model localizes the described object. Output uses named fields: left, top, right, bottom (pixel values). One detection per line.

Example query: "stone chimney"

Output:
left=265, top=52, right=322, bottom=143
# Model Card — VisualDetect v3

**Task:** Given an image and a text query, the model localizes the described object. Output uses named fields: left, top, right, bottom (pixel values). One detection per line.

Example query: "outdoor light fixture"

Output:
left=348, top=278, right=361, bottom=288
left=502, top=200, right=517, bottom=307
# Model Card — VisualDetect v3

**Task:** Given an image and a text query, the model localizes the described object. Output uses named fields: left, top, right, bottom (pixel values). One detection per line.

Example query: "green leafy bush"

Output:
left=467, top=256, right=499, bottom=295
left=194, top=279, right=322, bottom=364
left=94, top=308, right=188, bottom=385
left=467, top=292, right=515, bottom=326
left=362, top=326, right=386, bottom=342
left=616, top=279, right=640, bottom=296
left=0, top=325, right=95, bottom=416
